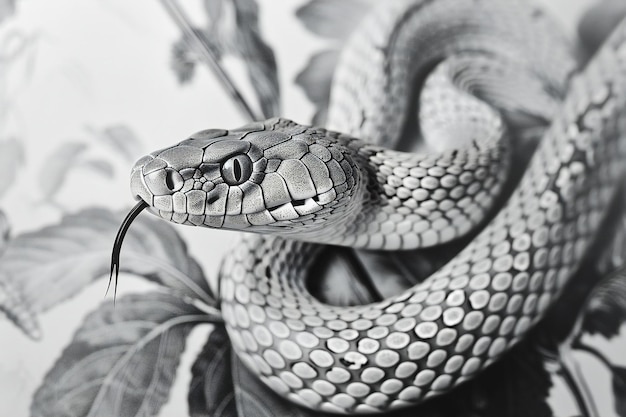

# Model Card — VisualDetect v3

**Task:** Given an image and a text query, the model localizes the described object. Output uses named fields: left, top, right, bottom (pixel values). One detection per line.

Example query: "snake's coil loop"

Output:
left=126, top=0, right=626, bottom=413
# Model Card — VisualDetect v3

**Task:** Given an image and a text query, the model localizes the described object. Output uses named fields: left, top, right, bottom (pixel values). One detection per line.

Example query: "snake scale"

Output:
left=118, top=0, right=626, bottom=414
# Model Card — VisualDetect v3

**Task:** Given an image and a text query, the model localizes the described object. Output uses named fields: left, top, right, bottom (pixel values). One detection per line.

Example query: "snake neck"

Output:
left=230, top=120, right=514, bottom=252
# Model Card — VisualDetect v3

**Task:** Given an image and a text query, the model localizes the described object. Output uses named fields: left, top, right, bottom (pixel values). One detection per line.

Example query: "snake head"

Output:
left=130, top=118, right=359, bottom=233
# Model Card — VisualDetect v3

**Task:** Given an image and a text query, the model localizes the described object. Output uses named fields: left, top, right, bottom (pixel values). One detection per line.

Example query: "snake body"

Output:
left=129, top=0, right=626, bottom=414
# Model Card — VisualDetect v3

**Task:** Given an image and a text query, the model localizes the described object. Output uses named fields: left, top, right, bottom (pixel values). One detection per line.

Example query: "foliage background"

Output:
left=2, top=0, right=625, bottom=416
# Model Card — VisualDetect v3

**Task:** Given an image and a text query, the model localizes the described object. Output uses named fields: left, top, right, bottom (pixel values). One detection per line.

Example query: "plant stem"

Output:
left=559, top=342, right=601, bottom=417
left=572, top=337, right=614, bottom=370
left=159, top=0, right=259, bottom=122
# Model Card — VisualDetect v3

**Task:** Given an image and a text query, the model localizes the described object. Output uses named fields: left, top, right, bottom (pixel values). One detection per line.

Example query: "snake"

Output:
left=112, top=0, right=626, bottom=414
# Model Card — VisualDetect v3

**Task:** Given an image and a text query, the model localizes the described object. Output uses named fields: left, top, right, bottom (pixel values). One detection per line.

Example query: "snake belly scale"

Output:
left=125, top=0, right=626, bottom=414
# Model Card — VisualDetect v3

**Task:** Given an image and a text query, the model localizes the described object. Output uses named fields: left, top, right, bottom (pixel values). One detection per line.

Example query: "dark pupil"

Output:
left=222, top=154, right=252, bottom=186
left=165, top=171, right=176, bottom=190
left=233, top=158, right=242, bottom=182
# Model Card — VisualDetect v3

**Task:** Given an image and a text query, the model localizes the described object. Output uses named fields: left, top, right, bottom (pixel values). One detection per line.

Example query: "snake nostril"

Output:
left=145, top=168, right=184, bottom=195
left=207, top=194, right=220, bottom=205
left=165, top=170, right=177, bottom=191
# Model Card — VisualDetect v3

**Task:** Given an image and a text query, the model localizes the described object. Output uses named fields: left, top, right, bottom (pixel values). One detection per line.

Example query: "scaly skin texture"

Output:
left=128, top=0, right=626, bottom=414
left=131, top=117, right=507, bottom=249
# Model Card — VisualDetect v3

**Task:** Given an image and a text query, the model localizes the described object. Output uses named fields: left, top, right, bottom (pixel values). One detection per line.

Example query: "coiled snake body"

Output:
left=126, top=0, right=626, bottom=413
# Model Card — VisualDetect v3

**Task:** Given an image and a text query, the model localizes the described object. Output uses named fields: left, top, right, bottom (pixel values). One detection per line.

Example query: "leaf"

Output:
left=581, top=267, right=626, bottom=338
left=568, top=334, right=626, bottom=416
left=188, top=325, right=237, bottom=417
left=38, top=142, right=87, bottom=202
left=171, top=39, right=197, bottom=84
left=0, top=211, right=38, bottom=339
left=203, top=0, right=222, bottom=23
left=0, top=137, right=25, bottom=198
left=595, top=200, right=626, bottom=275
left=0, top=208, right=9, bottom=254
left=211, top=0, right=280, bottom=118
left=0, top=29, right=38, bottom=90
left=0, top=272, right=41, bottom=339
left=294, top=50, right=340, bottom=125
left=170, top=28, right=221, bottom=85
left=0, top=0, right=15, bottom=24
left=31, top=292, right=202, bottom=417
left=578, top=0, right=626, bottom=57
left=172, top=0, right=280, bottom=118
left=236, top=25, right=280, bottom=119
left=231, top=356, right=320, bottom=417
left=612, top=366, right=626, bottom=416
left=490, top=342, right=554, bottom=417
left=307, top=247, right=379, bottom=306
left=0, top=207, right=213, bottom=316
left=418, top=338, right=553, bottom=417
left=295, top=0, right=374, bottom=40
left=0, top=30, right=27, bottom=61
left=78, top=158, right=115, bottom=179
left=87, top=124, right=142, bottom=163
left=294, top=50, right=338, bottom=106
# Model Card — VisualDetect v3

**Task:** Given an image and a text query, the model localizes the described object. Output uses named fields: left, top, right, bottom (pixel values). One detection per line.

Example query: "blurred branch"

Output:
left=160, top=0, right=259, bottom=121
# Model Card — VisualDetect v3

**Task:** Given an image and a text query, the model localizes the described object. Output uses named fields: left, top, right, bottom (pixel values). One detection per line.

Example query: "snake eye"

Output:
left=222, top=154, right=252, bottom=185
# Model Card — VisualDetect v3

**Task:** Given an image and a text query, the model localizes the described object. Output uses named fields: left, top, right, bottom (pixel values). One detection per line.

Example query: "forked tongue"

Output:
left=107, top=200, right=149, bottom=302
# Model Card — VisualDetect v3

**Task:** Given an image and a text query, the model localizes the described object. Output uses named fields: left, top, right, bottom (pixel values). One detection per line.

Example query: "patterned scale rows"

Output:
left=350, top=141, right=507, bottom=250
left=131, top=115, right=513, bottom=250
left=219, top=36, right=626, bottom=414
left=131, top=120, right=361, bottom=233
